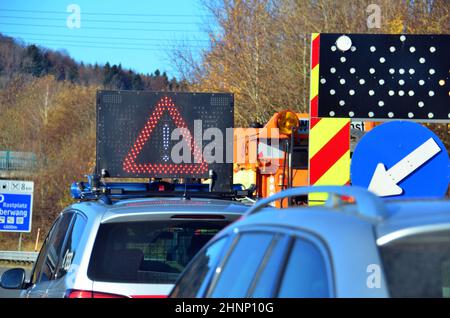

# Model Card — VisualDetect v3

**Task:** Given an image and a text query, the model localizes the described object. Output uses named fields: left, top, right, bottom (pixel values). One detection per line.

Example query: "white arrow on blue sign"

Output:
left=351, top=121, right=449, bottom=198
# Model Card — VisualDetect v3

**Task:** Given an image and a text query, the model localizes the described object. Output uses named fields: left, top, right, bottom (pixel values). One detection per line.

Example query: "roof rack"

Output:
left=70, top=174, right=255, bottom=203
left=245, top=186, right=387, bottom=220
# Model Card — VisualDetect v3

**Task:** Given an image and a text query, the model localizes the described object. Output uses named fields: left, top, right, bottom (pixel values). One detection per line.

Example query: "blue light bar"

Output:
left=70, top=176, right=247, bottom=200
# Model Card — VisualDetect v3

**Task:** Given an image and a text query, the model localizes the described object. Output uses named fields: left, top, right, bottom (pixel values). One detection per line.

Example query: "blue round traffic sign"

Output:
left=351, top=121, right=449, bottom=198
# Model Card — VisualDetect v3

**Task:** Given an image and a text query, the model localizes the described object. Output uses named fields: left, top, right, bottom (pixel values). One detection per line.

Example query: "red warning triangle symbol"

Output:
left=123, top=96, right=208, bottom=175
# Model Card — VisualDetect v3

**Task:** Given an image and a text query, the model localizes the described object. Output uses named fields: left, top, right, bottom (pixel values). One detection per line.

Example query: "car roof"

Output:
left=109, top=196, right=250, bottom=212
left=70, top=196, right=250, bottom=223
left=375, top=198, right=450, bottom=244
left=229, top=198, right=450, bottom=244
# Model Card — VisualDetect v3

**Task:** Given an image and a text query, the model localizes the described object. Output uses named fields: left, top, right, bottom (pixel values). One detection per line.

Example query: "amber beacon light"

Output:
left=276, top=110, right=299, bottom=135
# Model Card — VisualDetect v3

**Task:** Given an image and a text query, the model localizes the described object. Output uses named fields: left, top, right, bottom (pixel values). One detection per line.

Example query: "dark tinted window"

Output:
left=30, top=219, right=59, bottom=284
left=39, top=213, right=73, bottom=283
left=209, top=233, right=273, bottom=297
left=88, top=221, right=227, bottom=284
left=379, top=230, right=450, bottom=298
left=277, top=238, right=330, bottom=297
left=250, top=235, right=288, bottom=297
left=56, top=213, right=87, bottom=279
left=170, top=237, right=228, bottom=298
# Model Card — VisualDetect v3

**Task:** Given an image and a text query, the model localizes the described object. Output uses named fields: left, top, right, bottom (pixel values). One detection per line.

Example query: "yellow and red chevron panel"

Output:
left=309, top=33, right=350, bottom=205
left=310, top=33, right=320, bottom=118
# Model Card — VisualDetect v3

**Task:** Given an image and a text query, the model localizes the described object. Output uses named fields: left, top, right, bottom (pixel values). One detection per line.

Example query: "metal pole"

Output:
left=18, top=232, right=22, bottom=251
left=34, top=228, right=41, bottom=252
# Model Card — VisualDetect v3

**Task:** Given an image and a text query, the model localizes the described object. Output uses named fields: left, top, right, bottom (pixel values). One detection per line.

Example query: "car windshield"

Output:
left=379, top=229, right=450, bottom=298
left=88, top=220, right=227, bottom=284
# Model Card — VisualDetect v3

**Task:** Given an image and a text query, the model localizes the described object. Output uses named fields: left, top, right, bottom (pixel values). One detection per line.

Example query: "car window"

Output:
left=88, top=220, right=228, bottom=284
left=39, top=213, right=74, bottom=283
left=249, top=235, right=289, bottom=298
left=55, top=213, right=87, bottom=279
left=30, top=217, right=60, bottom=284
left=209, top=233, right=274, bottom=298
left=277, top=238, right=331, bottom=298
left=170, top=237, right=228, bottom=298
left=379, top=229, right=450, bottom=298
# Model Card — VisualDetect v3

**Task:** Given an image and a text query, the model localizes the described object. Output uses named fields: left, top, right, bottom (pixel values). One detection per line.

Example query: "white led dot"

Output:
left=429, top=69, right=435, bottom=75
left=389, top=46, right=396, bottom=53
left=370, top=46, right=376, bottom=52
left=428, top=112, right=434, bottom=119
left=349, top=89, right=355, bottom=95
left=418, top=101, right=424, bottom=107
left=439, top=79, right=445, bottom=86
left=340, top=57, right=346, bottom=63
left=331, top=45, right=337, bottom=51
left=340, top=78, right=346, bottom=85
left=369, top=90, right=375, bottom=96
left=329, top=111, right=335, bottom=117
left=378, top=101, right=384, bottom=107
left=351, top=46, right=356, bottom=52
left=408, top=90, right=415, bottom=96
left=369, top=68, right=375, bottom=74
left=419, top=79, right=425, bottom=85
left=448, top=113, right=450, bottom=118
left=399, top=68, right=405, bottom=75
left=409, top=46, right=416, bottom=53
left=388, top=112, right=394, bottom=118
left=409, top=68, right=415, bottom=75
left=379, top=57, right=385, bottom=63
left=398, top=90, right=405, bottom=96
left=379, top=79, right=385, bottom=85
left=330, top=67, right=336, bottom=73
left=408, top=112, right=414, bottom=118
left=339, top=100, right=345, bottom=106
left=368, top=112, right=374, bottom=118
left=349, top=111, right=355, bottom=117
left=400, top=35, right=406, bottom=42
left=320, top=78, right=327, bottom=84
left=388, top=90, right=395, bottom=96
left=350, top=67, right=356, bottom=74
left=419, top=57, right=425, bottom=63
left=359, top=79, right=365, bottom=85
left=399, top=79, right=405, bottom=85
left=429, top=90, right=435, bottom=97
left=430, top=47, right=436, bottom=53
left=389, top=68, right=395, bottom=74
left=330, top=89, right=336, bottom=95
left=336, top=35, right=352, bottom=52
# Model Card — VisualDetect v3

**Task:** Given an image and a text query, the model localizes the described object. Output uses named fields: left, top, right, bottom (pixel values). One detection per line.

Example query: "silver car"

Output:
left=170, top=186, right=450, bottom=298
left=0, top=196, right=248, bottom=298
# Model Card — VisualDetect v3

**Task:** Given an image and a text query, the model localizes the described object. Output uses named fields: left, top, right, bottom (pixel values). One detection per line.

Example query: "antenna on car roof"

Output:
left=208, top=169, right=215, bottom=192
left=182, top=179, right=190, bottom=200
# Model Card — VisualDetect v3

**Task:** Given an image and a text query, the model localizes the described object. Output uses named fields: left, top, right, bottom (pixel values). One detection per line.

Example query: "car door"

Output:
left=46, top=212, right=87, bottom=298
left=25, top=212, right=74, bottom=298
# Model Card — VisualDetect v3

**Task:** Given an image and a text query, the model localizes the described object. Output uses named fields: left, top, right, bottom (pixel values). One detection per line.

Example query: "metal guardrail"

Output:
left=0, top=251, right=38, bottom=264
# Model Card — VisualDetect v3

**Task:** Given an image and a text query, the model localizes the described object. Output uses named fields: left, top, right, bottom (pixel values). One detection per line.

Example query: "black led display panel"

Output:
left=96, top=91, right=234, bottom=191
left=317, top=34, right=449, bottom=121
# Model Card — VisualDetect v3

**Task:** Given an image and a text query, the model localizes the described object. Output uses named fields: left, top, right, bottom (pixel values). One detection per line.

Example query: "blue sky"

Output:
left=0, top=0, right=214, bottom=78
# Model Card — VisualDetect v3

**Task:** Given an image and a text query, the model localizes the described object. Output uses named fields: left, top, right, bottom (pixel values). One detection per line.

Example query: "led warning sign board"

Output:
left=311, top=33, right=450, bottom=121
left=96, top=91, right=234, bottom=190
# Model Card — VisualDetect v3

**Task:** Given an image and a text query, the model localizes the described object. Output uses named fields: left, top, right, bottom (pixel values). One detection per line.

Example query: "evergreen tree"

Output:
left=21, top=44, right=45, bottom=77
left=103, top=62, right=112, bottom=86
left=132, top=74, right=144, bottom=90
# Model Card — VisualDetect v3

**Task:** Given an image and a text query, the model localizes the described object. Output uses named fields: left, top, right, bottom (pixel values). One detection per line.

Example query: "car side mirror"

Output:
left=0, top=268, right=26, bottom=289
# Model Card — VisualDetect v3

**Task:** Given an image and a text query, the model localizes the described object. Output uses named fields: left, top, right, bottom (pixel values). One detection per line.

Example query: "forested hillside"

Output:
left=0, top=33, right=186, bottom=91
